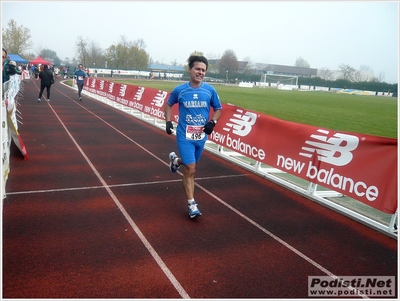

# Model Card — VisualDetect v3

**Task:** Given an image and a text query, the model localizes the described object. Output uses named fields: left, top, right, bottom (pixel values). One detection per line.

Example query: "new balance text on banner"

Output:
left=83, top=79, right=397, bottom=214
left=84, top=78, right=174, bottom=120
left=211, top=104, right=397, bottom=213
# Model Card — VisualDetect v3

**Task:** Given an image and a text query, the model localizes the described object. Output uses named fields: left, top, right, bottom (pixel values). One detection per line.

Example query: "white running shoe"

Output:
left=188, top=202, right=202, bottom=218
left=169, top=152, right=180, bottom=173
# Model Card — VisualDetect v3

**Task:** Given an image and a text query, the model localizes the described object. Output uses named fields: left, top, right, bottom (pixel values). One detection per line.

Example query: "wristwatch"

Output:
left=212, top=119, right=217, bottom=125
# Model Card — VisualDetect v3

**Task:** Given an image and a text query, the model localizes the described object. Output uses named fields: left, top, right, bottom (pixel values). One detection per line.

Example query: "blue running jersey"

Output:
left=167, top=82, right=222, bottom=143
left=74, top=69, right=87, bottom=84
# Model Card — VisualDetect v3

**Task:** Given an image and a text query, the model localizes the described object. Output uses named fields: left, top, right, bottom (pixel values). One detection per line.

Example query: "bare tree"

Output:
left=295, top=57, right=310, bottom=68
left=339, top=64, right=356, bottom=81
left=133, top=38, right=146, bottom=50
left=34, top=43, right=44, bottom=56
left=356, top=65, right=375, bottom=82
left=86, top=41, right=104, bottom=68
left=75, top=36, right=88, bottom=66
left=359, top=65, right=373, bottom=73
left=353, top=71, right=363, bottom=82
left=118, top=35, right=131, bottom=47
left=377, top=71, right=385, bottom=83
left=242, top=56, right=255, bottom=74
left=218, top=49, right=239, bottom=76
left=206, top=52, right=219, bottom=59
left=318, top=67, right=334, bottom=81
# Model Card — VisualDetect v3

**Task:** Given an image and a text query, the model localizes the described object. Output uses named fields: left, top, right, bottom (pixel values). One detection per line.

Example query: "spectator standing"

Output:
left=37, top=64, right=54, bottom=103
left=73, top=64, right=88, bottom=101
left=163, top=55, right=222, bottom=218
left=8, top=60, right=21, bottom=76
left=2, top=48, right=20, bottom=83
left=2, top=48, right=8, bottom=83
left=34, top=65, right=39, bottom=79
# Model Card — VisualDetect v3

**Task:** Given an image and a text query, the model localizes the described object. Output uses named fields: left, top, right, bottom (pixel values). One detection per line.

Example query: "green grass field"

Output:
left=101, top=79, right=398, bottom=138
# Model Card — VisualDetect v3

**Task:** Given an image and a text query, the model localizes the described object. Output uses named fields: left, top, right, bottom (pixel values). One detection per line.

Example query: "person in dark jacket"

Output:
left=37, top=64, right=54, bottom=103
left=2, top=47, right=20, bottom=83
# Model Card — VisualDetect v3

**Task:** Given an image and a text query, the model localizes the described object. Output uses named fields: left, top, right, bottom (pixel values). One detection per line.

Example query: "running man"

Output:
left=164, top=55, right=222, bottom=218
left=73, top=64, right=88, bottom=101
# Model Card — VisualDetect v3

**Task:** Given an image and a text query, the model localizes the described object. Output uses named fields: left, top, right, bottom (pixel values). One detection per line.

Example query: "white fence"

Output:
left=256, top=82, right=394, bottom=97
left=89, top=68, right=183, bottom=79
left=2, top=74, right=26, bottom=200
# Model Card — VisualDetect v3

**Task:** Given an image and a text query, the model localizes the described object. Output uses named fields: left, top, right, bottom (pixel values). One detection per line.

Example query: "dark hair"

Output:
left=43, top=64, right=48, bottom=69
left=187, top=55, right=208, bottom=70
left=2, top=47, right=7, bottom=56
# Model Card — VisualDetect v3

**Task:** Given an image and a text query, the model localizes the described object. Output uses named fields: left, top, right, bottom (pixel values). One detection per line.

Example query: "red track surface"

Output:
left=3, top=79, right=397, bottom=298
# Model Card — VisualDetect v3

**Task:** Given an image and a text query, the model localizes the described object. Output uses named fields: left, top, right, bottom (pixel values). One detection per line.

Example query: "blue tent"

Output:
left=7, top=54, right=29, bottom=64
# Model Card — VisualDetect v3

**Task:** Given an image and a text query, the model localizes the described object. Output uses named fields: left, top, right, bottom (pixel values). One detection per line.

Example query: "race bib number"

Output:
left=186, top=125, right=205, bottom=140
left=78, top=76, right=84, bottom=80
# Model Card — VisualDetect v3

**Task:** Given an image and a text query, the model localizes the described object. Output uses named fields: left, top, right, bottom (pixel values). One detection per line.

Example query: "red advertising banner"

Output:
left=211, top=104, right=397, bottom=213
left=84, top=79, right=397, bottom=214
left=84, top=78, right=176, bottom=119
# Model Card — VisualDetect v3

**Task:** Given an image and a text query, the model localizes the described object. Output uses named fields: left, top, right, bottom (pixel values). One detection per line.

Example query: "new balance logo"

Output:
left=133, top=87, right=145, bottom=101
left=90, top=79, right=96, bottom=88
left=299, top=129, right=359, bottom=166
left=151, top=90, right=168, bottom=107
left=223, top=109, right=257, bottom=137
left=119, top=84, right=127, bottom=97
left=108, top=82, right=114, bottom=93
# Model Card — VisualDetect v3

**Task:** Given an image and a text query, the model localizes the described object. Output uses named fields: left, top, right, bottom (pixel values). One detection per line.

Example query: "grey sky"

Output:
left=2, top=1, right=399, bottom=83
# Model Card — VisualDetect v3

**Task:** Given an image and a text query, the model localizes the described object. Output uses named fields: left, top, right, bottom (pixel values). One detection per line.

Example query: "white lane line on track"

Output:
left=45, top=99, right=191, bottom=299
left=7, top=174, right=248, bottom=195
left=193, top=184, right=368, bottom=298
left=45, top=89, right=367, bottom=299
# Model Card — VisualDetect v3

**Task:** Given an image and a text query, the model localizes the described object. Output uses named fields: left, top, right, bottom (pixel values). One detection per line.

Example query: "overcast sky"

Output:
left=2, top=1, right=399, bottom=83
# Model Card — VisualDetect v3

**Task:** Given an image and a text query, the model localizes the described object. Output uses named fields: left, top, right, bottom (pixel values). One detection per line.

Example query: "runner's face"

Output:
left=188, top=62, right=206, bottom=86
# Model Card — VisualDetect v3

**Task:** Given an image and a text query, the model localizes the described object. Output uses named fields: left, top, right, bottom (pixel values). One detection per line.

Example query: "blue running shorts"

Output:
left=177, top=136, right=206, bottom=165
